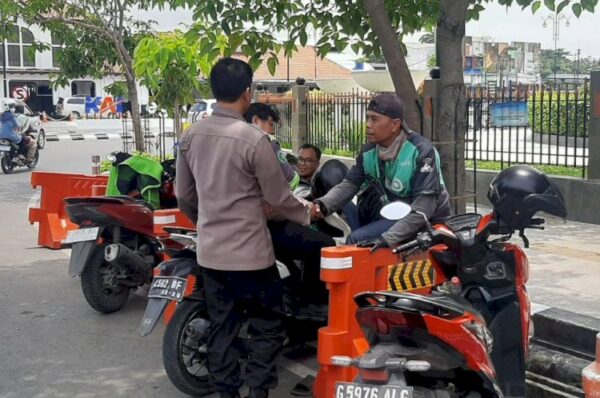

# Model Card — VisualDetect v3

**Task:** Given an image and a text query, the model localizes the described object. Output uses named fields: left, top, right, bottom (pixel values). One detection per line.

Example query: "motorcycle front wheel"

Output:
left=1, top=155, right=14, bottom=174
left=163, top=299, right=214, bottom=397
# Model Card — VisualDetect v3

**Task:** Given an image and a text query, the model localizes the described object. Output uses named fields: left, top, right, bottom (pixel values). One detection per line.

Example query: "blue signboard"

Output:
left=489, top=101, right=528, bottom=127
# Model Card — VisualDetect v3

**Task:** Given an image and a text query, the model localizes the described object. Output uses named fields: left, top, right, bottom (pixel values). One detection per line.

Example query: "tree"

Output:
left=3, top=0, right=156, bottom=152
left=540, top=48, right=573, bottom=79
left=133, top=31, right=224, bottom=137
left=178, top=0, right=596, bottom=211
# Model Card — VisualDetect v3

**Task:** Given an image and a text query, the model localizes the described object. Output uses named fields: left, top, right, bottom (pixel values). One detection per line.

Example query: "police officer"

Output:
left=176, top=58, right=313, bottom=398
left=312, top=93, right=451, bottom=248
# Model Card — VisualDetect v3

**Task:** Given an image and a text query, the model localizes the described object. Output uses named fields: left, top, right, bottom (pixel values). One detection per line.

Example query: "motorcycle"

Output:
left=0, top=134, right=39, bottom=174
left=139, top=215, right=351, bottom=396
left=64, top=152, right=178, bottom=313
left=330, top=166, right=567, bottom=398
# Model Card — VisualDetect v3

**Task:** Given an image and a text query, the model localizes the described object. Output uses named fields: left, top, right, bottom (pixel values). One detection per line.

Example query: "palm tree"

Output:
left=419, top=32, right=435, bottom=44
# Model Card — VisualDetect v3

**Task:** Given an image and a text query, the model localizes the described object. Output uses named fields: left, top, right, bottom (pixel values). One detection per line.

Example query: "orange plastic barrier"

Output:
left=153, top=208, right=195, bottom=237
left=28, top=172, right=108, bottom=249
left=313, top=246, right=425, bottom=398
left=583, top=333, right=600, bottom=397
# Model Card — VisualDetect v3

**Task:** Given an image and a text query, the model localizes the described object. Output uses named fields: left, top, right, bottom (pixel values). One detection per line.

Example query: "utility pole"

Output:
left=542, top=11, right=570, bottom=89
left=575, top=48, right=581, bottom=88
left=1, top=12, right=7, bottom=97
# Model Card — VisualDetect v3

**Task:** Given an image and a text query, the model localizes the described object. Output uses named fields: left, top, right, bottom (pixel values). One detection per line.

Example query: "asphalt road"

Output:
left=0, top=139, right=316, bottom=398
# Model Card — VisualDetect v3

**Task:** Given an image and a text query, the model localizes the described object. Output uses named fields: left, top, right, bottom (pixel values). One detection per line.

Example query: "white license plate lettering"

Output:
left=335, top=383, right=412, bottom=398
left=149, top=277, right=187, bottom=302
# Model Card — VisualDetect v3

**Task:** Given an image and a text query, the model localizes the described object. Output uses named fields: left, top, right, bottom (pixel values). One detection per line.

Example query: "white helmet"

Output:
left=2, top=102, right=15, bottom=113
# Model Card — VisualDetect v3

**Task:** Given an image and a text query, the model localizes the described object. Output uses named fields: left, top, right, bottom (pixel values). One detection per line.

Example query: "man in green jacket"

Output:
left=313, top=93, right=451, bottom=249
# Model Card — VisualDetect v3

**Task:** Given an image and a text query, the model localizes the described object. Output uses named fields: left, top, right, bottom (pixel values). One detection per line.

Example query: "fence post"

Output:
left=291, top=84, right=308, bottom=153
left=589, top=71, right=600, bottom=180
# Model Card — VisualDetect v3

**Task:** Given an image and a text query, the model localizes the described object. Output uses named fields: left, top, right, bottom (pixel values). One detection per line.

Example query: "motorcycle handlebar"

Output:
left=392, top=239, right=421, bottom=254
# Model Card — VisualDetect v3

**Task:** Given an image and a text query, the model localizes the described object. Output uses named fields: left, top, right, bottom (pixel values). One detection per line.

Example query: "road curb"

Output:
left=527, top=307, right=600, bottom=397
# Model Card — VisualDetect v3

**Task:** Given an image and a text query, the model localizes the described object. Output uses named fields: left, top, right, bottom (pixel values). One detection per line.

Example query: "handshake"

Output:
left=263, top=200, right=326, bottom=222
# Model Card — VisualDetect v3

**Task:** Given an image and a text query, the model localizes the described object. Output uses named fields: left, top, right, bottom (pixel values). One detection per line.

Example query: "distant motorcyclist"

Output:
left=0, top=103, right=36, bottom=163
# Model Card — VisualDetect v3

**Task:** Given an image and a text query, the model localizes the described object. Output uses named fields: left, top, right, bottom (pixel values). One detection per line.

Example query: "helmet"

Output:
left=487, top=165, right=567, bottom=230
left=311, top=159, right=349, bottom=199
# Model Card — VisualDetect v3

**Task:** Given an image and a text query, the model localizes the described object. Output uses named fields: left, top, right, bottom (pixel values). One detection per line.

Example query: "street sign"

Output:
left=12, top=87, right=28, bottom=101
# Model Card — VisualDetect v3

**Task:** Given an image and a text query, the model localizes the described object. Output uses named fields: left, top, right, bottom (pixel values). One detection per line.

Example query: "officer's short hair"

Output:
left=210, top=58, right=253, bottom=102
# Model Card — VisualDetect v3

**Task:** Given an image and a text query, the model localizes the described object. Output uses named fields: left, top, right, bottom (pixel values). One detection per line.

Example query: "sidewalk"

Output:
left=525, top=215, right=600, bottom=319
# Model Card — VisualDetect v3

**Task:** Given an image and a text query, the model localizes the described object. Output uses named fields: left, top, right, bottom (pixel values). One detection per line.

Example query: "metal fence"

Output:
left=121, top=113, right=177, bottom=160
left=465, top=81, right=590, bottom=177
left=306, top=90, right=373, bottom=157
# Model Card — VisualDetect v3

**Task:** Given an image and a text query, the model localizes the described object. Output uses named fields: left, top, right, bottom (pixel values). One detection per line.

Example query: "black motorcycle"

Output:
left=0, top=135, right=39, bottom=174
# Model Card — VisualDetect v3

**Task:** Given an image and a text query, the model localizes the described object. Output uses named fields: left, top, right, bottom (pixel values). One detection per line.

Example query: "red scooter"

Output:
left=64, top=152, right=178, bottom=313
left=331, top=166, right=567, bottom=398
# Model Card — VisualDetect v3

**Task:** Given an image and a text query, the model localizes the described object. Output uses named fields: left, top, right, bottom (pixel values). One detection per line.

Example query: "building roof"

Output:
left=237, top=46, right=352, bottom=82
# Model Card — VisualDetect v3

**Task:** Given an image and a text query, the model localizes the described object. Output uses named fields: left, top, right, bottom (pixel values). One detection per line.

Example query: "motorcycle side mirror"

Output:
left=380, top=202, right=434, bottom=233
left=380, top=201, right=412, bottom=221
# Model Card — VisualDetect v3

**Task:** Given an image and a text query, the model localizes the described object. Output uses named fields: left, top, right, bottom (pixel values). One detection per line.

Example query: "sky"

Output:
left=136, top=2, right=600, bottom=59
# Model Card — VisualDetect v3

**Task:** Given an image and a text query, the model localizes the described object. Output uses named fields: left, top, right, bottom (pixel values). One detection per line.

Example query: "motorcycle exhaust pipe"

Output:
left=104, top=243, right=153, bottom=274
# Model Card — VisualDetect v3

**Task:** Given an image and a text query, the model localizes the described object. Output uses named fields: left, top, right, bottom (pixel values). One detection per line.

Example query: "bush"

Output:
left=528, top=91, right=589, bottom=137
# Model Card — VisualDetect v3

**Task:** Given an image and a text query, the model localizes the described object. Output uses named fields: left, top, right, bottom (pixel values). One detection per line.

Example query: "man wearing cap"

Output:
left=312, top=93, right=451, bottom=249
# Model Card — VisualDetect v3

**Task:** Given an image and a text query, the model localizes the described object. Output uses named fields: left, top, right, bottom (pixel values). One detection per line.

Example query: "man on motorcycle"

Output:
left=244, top=102, right=300, bottom=190
left=312, top=93, right=451, bottom=248
left=0, top=102, right=37, bottom=163
left=245, top=105, right=335, bottom=311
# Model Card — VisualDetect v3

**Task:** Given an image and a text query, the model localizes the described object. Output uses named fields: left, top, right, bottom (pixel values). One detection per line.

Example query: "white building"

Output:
left=1, top=20, right=149, bottom=114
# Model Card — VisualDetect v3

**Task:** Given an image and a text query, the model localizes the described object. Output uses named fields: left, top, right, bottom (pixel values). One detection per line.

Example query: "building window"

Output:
left=3, top=25, right=36, bottom=68
left=51, top=33, right=63, bottom=68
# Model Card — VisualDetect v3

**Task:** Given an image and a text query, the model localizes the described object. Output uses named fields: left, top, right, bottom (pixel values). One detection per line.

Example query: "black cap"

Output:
left=367, top=94, right=404, bottom=120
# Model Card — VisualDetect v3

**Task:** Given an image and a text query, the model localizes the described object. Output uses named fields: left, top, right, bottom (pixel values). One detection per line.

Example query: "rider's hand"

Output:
left=263, top=203, right=274, bottom=219
left=356, top=236, right=389, bottom=252
left=311, top=201, right=325, bottom=221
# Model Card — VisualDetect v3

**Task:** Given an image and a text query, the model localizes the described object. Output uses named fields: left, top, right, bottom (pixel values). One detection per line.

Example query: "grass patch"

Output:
left=466, top=160, right=584, bottom=178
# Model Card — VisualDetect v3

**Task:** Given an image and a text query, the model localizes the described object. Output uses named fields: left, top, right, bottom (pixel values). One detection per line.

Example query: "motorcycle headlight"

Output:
left=464, top=321, right=494, bottom=353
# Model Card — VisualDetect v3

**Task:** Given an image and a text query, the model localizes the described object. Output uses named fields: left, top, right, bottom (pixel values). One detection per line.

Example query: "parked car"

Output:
left=58, top=97, right=86, bottom=119
left=186, top=99, right=216, bottom=123
left=0, top=98, right=46, bottom=149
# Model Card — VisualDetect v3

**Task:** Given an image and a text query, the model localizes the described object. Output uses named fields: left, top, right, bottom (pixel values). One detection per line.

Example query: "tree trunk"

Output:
left=126, top=78, right=144, bottom=152
left=174, top=100, right=182, bottom=139
left=436, top=0, right=468, bottom=214
left=362, top=0, right=420, bottom=130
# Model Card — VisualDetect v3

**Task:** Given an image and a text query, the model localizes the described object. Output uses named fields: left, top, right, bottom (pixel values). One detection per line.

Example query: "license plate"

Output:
left=0, top=145, right=10, bottom=152
left=335, top=382, right=413, bottom=398
left=65, top=227, right=100, bottom=244
left=148, top=276, right=187, bottom=302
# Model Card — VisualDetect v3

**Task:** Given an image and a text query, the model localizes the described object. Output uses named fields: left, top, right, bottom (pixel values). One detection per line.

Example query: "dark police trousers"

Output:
left=201, top=265, right=285, bottom=393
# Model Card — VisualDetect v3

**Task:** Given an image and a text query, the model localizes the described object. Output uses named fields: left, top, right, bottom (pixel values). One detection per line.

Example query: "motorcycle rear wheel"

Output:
left=80, top=246, right=129, bottom=313
left=1, top=156, right=14, bottom=174
left=163, top=299, right=214, bottom=397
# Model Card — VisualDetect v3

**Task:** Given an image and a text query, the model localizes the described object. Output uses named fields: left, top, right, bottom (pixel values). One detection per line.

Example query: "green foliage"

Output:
left=528, top=91, right=589, bottom=137
left=134, top=31, right=222, bottom=117
left=465, top=160, right=584, bottom=177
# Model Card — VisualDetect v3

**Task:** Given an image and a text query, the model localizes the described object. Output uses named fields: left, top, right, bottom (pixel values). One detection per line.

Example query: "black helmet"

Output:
left=311, top=159, right=348, bottom=199
left=487, top=165, right=567, bottom=230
